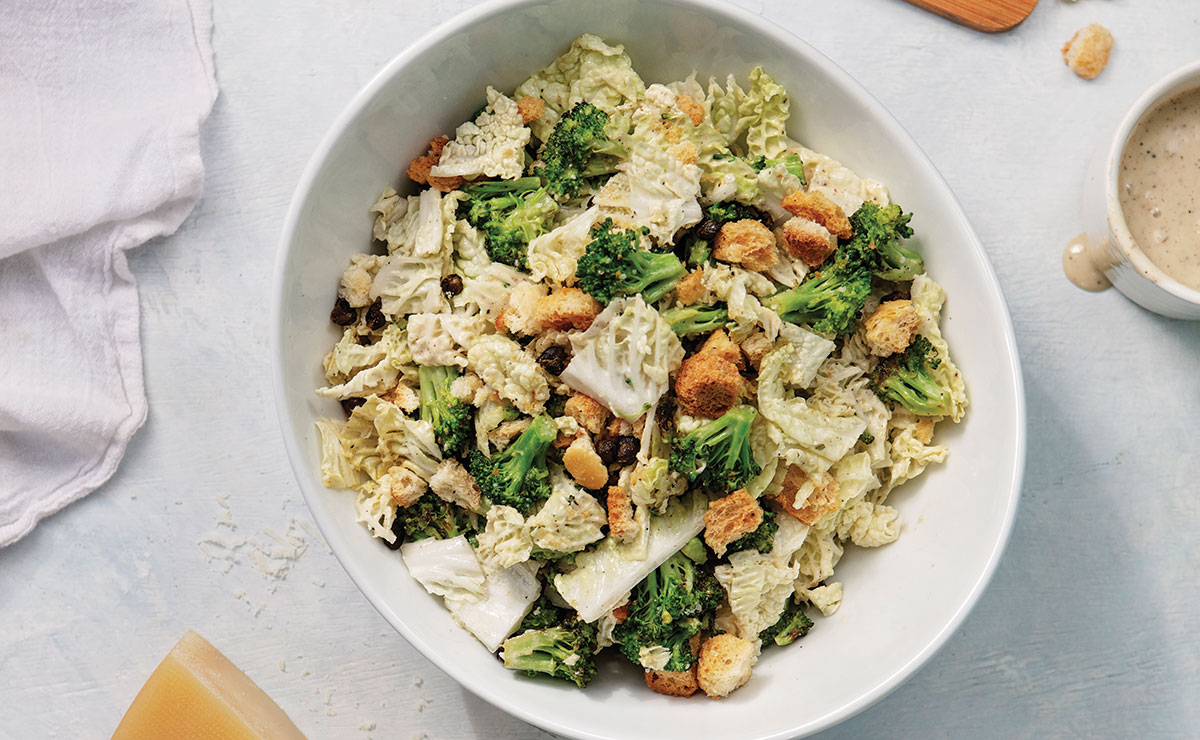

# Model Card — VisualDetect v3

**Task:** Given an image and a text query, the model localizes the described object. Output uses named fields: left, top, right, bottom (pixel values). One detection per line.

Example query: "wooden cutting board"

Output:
left=904, top=0, right=1038, bottom=32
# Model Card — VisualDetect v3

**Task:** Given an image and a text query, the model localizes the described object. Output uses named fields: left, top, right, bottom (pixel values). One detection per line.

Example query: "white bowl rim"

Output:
left=1103, top=59, right=1200, bottom=306
left=271, top=1, right=1027, bottom=737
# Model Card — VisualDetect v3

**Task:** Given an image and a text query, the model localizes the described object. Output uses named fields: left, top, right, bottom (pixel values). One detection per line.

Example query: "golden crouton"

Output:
left=697, top=634, right=759, bottom=699
left=772, top=466, right=841, bottom=526
left=488, top=418, right=531, bottom=451
left=1063, top=23, right=1113, bottom=80
left=713, top=219, right=778, bottom=272
left=379, top=466, right=426, bottom=508
left=698, top=329, right=745, bottom=370
left=675, top=267, right=706, bottom=306
left=675, top=353, right=741, bottom=419
left=645, top=667, right=699, bottom=698
left=703, top=489, right=763, bottom=557
left=914, top=418, right=935, bottom=445
left=516, top=96, right=545, bottom=124
left=565, top=393, right=610, bottom=435
left=407, top=137, right=464, bottom=192
left=494, top=281, right=547, bottom=336
left=429, top=459, right=482, bottom=511
left=669, top=140, right=698, bottom=166
left=738, top=331, right=774, bottom=371
left=781, top=216, right=837, bottom=267
left=781, top=190, right=853, bottom=240
left=863, top=299, right=921, bottom=357
left=606, top=485, right=639, bottom=543
left=675, top=94, right=705, bottom=127
left=563, top=436, right=608, bottom=490
left=535, top=287, right=602, bottom=331
left=611, top=602, right=630, bottom=623
left=380, top=383, right=420, bottom=413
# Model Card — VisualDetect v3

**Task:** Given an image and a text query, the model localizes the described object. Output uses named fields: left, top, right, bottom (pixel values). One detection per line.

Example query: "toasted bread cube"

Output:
left=408, top=137, right=464, bottom=191
left=427, top=136, right=450, bottom=158
left=379, top=466, right=426, bottom=508
left=914, top=418, right=935, bottom=445
left=606, top=485, right=639, bottom=544
left=563, top=436, right=608, bottom=490
left=781, top=190, right=853, bottom=240
left=675, top=267, right=707, bottom=306
left=675, top=94, right=705, bottom=127
left=772, top=466, right=841, bottom=526
left=565, top=393, right=610, bottom=435
left=495, top=281, right=547, bottom=336
left=781, top=216, right=837, bottom=267
left=516, top=96, right=545, bottom=124
left=429, top=459, right=482, bottom=512
left=698, top=329, right=745, bottom=370
left=697, top=634, right=759, bottom=699
left=863, top=299, right=921, bottom=357
left=738, top=331, right=774, bottom=371
left=535, top=287, right=602, bottom=331
left=1063, top=23, right=1113, bottom=80
left=675, top=353, right=741, bottom=419
left=713, top=219, right=778, bottom=272
left=645, top=667, right=699, bottom=698
left=380, top=383, right=420, bottom=413
left=703, top=489, right=763, bottom=557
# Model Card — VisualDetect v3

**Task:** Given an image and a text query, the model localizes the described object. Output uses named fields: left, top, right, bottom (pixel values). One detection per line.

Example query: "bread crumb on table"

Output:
left=1062, top=23, right=1113, bottom=80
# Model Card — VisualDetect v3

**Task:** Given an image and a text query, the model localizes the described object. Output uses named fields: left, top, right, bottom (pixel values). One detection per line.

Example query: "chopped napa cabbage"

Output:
left=315, top=419, right=363, bottom=490
left=629, top=456, right=687, bottom=514
left=371, top=254, right=447, bottom=316
left=758, top=344, right=866, bottom=474
left=793, top=528, right=843, bottom=590
left=638, top=646, right=671, bottom=671
left=713, top=517, right=807, bottom=640
left=321, top=395, right=443, bottom=485
left=452, top=218, right=491, bottom=280
left=527, top=205, right=599, bottom=285
left=475, top=505, right=534, bottom=570
left=430, top=87, right=531, bottom=181
left=559, top=296, right=684, bottom=419
left=448, top=560, right=542, bottom=651
left=799, top=581, right=843, bottom=617
left=778, top=323, right=836, bottom=389
left=354, top=482, right=398, bottom=543
left=790, top=144, right=889, bottom=216
left=701, top=263, right=781, bottom=342
left=754, top=161, right=804, bottom=221
left=514, top=33, right=646, bottom=142
left=466, top=334, right=550, bottom=415
left=406, top=313, right=488, bottom=368
left=554, top=492, right=707, bottom=623
left=707, top=67, right=790, bottom=159
left=910, top=274, right=968, bottom=422
left=371, top=187, right=408, bottom=242
left=401, top=535, right=487, bottom=602
left=317, top=325, right=413, bottom=400
left=453, top=261, right=529, bottom=319
left=526, top=476, right=607, bottom=553
left=885, top=410, right=949, bottom=492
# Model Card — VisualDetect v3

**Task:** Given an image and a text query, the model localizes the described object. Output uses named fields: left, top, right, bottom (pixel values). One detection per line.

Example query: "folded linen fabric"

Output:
left=0, top=0, right=217, bottom=546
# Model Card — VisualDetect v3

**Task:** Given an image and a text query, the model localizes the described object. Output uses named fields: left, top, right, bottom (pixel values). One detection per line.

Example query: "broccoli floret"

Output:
left=725, top=509, right=778, bottom=556
left=660, top=303, right=729, bottom=336
left=576, top=218, right=687, bottom=305
left=869, top=335, right=952, bottom=416
left=758, top=599, right=813, bottom=648
left=501, top=618, right=599, bottom=688
left=517, top=593, right=567, bottom=632
left=461, top=176, right=559, bottom=269
left=538, top=102, right=628, bottom=200
left=418, top=365, right=471, bottom=457
left=466, top=414, right=557, bottom=514
left=849, top=202, right=920, bottom=281
left=613, top=551, right=724, bottom=672
left=669, top=405, right=761, bottom=494
left=858, top=430, right=875, bottom=445
left=387, top=491, right=476, bottom=546
left=762, top=253, right=873, bottom=337
left=746, top=152, right=806, bottom=184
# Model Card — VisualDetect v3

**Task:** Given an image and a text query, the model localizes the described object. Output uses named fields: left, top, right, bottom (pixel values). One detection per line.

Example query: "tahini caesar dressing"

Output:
left=1118, top=86, right=1200, bottom=291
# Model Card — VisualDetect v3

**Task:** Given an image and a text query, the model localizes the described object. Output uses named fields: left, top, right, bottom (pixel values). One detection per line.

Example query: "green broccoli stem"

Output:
left=661, top=304, right=729, bottom=336
left=623, top=250, right=687, bottom=304
left=501, top=623, right=598, bottom=688
left=669, top=405, right=761, bottom=493
left=463, top=176, right=544, bottom=194
left=467, top=414, right=557, bottom=513
left=763, top=266, right=872, bottom=337
left=418, top=365, right=471, bottom=456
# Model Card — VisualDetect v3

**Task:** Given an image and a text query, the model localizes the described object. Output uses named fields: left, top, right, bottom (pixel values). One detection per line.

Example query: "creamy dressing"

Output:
left=1118, top=86, right=1200, bottom=291
left=1062, top=232, right=1112, bottom=291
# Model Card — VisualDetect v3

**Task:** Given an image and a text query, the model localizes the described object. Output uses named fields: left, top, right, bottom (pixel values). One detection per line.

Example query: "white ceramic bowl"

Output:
left=272, top=1, right=1026, bottom=737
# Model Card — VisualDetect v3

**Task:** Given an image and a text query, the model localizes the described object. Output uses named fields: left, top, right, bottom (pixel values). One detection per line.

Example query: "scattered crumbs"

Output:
left=411, top=676, right=423, bottom=688
left=359, top=722, right=377, bottom=732
left=300, top=670, right=311, bottom=679
left=324, top=689, right=335, bottom=706
left=175, top=500, right=183, bottom=506
left=197, top=515, right=311, bottom=592
left=312, top=578, right=325, bottom=588
left=313, top=688, right=320, bottom=695
left=412, top=733, right=427, bottom=740
left=325, top=709, right=337, bottom=718
left=416, top=695, right=431, bottom=713
left=296, top=517, right=331, bottom=554
left=279, top=660, right=287, bottom=673
left=216, top=492, right=236, bottom=530
left=918, top=515, right=926, bottom=524
left=233, top=589, right=246, bottom=599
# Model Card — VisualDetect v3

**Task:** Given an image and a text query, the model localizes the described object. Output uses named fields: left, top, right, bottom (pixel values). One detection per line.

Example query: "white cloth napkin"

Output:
left=0, top=0, right=217, bottom=546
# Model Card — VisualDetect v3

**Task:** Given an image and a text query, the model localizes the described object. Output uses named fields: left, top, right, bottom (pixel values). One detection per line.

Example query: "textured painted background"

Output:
left=3, top=0, right=1199, bottom=737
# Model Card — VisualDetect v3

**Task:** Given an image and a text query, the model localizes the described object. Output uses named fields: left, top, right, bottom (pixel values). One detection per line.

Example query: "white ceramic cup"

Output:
left=1079, top=60, right=1200, bottom=319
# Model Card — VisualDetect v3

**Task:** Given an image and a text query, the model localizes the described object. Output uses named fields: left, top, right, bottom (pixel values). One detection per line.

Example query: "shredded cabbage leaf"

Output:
left=401, top=535, right=487, bottom=602
left=431, top=87, right=530, bottom=181
left=466, top=335, right=550, bottom=415
left=911, top=274, right=968, bottom=422
left=475, top=505, right=534, bottom=570
left=527, top=476, right=607, bottom=553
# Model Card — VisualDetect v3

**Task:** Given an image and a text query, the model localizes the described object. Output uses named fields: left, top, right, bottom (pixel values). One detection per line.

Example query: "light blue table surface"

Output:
left=3, top=1, right=1199, bottom=738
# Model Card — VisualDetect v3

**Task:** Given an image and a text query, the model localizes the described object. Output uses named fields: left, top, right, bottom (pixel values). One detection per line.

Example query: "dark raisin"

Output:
left=696, top=219, right=720, bottom=240
left=365, top=298, right=387, bottom=330
left=330, top=297, right=357, bottom=325
left=596, top=438, right=619, bottom=464
left=441, top=274, right=464, bottom=296
left=614, top=436, right=639, bottom=466
left=656, top=396, right=677, bottom=433
left=606, top=468, right=621, bottom=489
left=384, top=516, right=405, bottom=550
left=341, top=397, right=366, bottom=415
left=536, top=345, right=569, bottom=376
